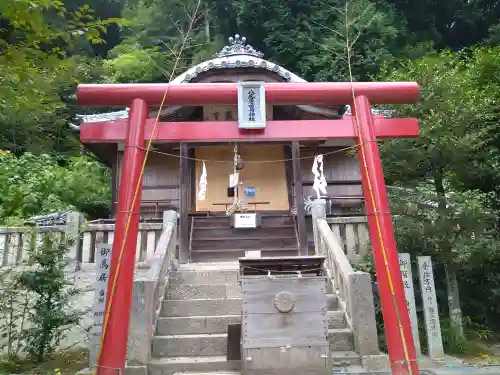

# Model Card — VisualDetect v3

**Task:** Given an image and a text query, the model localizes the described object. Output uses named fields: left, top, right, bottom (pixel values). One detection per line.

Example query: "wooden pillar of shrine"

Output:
left=180, top=143, right=190, bottom=263
left=292, top=141, right=308, bottom=255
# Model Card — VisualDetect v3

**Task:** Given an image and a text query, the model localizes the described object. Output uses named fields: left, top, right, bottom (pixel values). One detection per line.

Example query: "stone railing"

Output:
left=126, top=210, right=178, bottom=374
left=81, top=222, right=163, bottom=264
left=0, top=212, right=82, bottom=267
left=312, top=200, right=379, bottom=358
left=326, top=216, right=370, bottom=262
left=0, top=213, right=165, bottom=268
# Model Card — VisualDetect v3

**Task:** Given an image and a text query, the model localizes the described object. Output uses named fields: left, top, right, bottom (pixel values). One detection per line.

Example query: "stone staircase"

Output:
left=148, top=262, right=365, bottom=375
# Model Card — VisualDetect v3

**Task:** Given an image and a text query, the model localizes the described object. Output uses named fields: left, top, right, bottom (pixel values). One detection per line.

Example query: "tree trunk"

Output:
left=434, top=172, right=464, bottom=338
left=444, top=263, right=464, bottom=336
left=204, top=6, right=210, bottom=42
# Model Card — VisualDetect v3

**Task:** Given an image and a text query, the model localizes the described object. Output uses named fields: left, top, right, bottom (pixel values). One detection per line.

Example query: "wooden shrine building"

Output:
left=74, top=34, right=413, bottom=261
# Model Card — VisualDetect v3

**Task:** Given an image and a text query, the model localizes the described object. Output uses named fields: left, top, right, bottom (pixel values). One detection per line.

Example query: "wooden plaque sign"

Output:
left=238, top=82, right=266, bottom=129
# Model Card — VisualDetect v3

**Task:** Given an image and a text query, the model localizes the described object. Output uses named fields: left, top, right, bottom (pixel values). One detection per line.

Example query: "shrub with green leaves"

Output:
left=0, top=152, right=111, bottom=224
left=0, top=266, right=31, bottom=360
left=17, top=234, right=84, bottom=362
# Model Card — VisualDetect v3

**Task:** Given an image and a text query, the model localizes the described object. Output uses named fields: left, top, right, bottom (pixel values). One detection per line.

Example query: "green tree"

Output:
left=487, top=23, right=500, bottom=44
left=103, top=0, right=219, bottom=83
left=380, top=47, right=500, bottom=335
left=0, top=0, right=119, bottom=153
left=382, top=0, right=500, bottom=49
left=305, top=0, right=407, bottom=81
left=212, top=0, right=411, bottom=81
left=0, top=152, right=111, bottom=224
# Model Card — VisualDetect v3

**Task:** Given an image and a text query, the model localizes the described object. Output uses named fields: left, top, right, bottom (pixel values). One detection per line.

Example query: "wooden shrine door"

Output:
left=194, top=144, right=289, bottom=212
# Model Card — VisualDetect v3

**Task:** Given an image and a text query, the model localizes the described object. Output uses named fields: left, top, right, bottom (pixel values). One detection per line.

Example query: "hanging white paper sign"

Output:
left=229, top=173, right=239, bottom=188
left=198, top=161, right=207, bottom=201
left=312, top=154, right=328, bottom=199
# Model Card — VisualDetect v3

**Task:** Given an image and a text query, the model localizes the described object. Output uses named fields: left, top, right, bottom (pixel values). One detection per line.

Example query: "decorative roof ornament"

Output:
left=216, top=34, right=264, bottom=59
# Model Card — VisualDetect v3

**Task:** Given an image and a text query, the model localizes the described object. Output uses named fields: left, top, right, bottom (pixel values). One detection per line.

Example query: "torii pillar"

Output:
left=355, top=95, right=418, bottom=374
left=77, top=81, right=420, bottom=375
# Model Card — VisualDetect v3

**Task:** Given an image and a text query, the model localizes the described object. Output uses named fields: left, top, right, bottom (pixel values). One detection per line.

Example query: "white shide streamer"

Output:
left=198, top=161, right=207, bottom=201
left=312, top=154, right=327, bottom=199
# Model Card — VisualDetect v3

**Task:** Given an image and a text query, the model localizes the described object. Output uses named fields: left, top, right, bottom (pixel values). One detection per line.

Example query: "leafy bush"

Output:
left=458, top=257, right=500, bottom=332
left=0, top=266, right=31, bottom=360
left=17, top=235, right=84, bottom=362
left=103, top=45, right=166, bottom=83
left=0, top=152, right=111, bottom=224
left=0, top=233, right=85, bottom=366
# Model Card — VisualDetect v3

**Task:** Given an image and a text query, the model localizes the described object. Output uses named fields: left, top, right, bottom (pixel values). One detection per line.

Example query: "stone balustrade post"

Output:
left=348, top=271, right=380, bottom=358
left=311, top=199, right=327, bottom=255
left=0, top=231, right=8, bottom=266
left=66, top=211, right=84, bottom=271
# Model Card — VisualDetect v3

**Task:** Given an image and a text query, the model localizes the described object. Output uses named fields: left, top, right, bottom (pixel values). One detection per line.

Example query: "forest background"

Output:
left=1, top=0, right=500, bottom=356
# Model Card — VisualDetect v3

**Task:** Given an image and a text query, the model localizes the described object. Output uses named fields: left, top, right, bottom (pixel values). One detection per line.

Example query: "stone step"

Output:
left=166, top=283, right=241, bottom=300
left=169, top=269, right=239, bottom=285
left=154, top=326, right=351, bottom=356
left=328, top=310, right=347, bottom=329
left=157, top=315, right=241, bottom=335
left=157, top=310, right=348, bottom=336
left=177, top=262, right=239, bottom=272
left=147, top=352, right=362, bottom=375
left=326, top=294, right=340, bottom=310
left=331, top=351, right=361, bottom=367
left=179, top=262, right=240, bottom=269
left=161, top=298, right=242, bottom=317
left=161, top=294, right=338, bottom=317
left=190, top=248, right=299, bottom=263
left=329, top=328, right=354, bottom=351
left=148, top=356, right=240, bottom=375
left=152, top=333, right=228, bottom=357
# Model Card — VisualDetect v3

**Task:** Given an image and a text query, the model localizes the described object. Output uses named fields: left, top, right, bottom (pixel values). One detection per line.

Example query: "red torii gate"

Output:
left=77, top=81, right=421, bottom=375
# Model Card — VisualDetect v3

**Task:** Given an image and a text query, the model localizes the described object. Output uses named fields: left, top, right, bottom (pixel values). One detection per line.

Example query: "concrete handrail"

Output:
left=316, top=217, right=379, bottom=356
left=312, top=200, right=379, bottom=357
left=127, top=210, right=178, bottom=366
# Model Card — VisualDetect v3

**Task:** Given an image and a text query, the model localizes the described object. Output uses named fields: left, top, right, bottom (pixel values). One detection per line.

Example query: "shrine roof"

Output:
left=170, top=34, right=303, bottom=84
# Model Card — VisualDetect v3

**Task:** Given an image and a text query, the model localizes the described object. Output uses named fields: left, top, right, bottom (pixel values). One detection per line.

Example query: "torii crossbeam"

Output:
left=77, top=81, right=421, bottom=375
left=80, top=117, right=419, bottom=142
